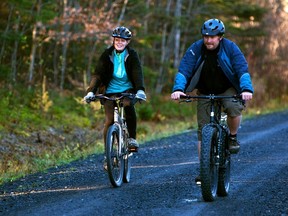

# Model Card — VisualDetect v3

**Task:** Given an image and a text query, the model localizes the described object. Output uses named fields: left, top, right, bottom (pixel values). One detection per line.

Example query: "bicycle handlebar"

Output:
left=179, top=94, right=243, bottom=103
left=180, top=94, right=241, bottom=100
left=87, top=93, right=144, bottom=104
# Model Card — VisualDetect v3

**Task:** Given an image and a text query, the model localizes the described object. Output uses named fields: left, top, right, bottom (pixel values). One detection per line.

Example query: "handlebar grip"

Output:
left=179, top=95, right=188, bottom=99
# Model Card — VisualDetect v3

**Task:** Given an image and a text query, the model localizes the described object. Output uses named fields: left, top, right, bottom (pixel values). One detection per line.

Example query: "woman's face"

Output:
left=203, top=35, right=222, bottom=50
left=113, top=37, right=130, bottom=51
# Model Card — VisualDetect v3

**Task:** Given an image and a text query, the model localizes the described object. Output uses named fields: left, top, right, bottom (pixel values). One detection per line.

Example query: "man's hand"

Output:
left=241, top=91, right=253, bottom=101
left=171, top=91, right=186, bottom=100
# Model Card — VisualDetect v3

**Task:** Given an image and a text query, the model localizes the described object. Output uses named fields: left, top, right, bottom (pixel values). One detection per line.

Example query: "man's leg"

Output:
left=227, top=115, right=242, bottom=135
left=197, top=141, right=201, bottom=159
left=226, top=115, right=242, bottom=153
left=221, top=88, right=244, bottom=154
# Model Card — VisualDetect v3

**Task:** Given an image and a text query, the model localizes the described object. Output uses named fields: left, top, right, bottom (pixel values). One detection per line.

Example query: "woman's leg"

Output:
left=103, top=100, right=114, bottom=149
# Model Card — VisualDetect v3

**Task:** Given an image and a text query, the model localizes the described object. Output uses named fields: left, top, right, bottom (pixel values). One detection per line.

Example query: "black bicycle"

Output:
left=89, top=93, right=143, bottom=187
left=180, top=94, right=243, bottom=201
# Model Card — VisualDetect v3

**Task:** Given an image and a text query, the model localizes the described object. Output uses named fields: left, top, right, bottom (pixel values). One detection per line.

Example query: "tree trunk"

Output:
left=0, top=4, right=13, bottom=64
left=155, top=0, right=172, bottom=94
left=28, top=24, right=38, bottom=89
left=53, top=42, right=59, bottom=87
left=173, top=0, right=182, bottom=68
left=180, top=0, right=197, bottom=57
left=85, top=40, right=97, bottom=89
left=117, top=0, right=128, bottom=25
left=11, top=14, right=20, bottom=83
left=60, top=0, right=71, bottom=90
left=27, top=0, right=42, bottom=90
left=60, top=38, right=69, bottom=90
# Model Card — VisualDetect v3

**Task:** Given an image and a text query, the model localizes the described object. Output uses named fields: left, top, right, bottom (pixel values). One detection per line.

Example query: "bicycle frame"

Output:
left=206, top=97, right=229, bottom=167
left=113, top=101, right=124, bottom=157
left=89, top=93, right=138, bottom=187
left=112, top=98, right=132, bottom=159
left=180, top=94, right=242, bottom=201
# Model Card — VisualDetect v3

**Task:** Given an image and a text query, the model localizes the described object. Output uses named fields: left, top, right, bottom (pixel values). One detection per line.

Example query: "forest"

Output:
left=0, top=0, right=288, bottom=183
left=1, top=0, right=288, bottom=99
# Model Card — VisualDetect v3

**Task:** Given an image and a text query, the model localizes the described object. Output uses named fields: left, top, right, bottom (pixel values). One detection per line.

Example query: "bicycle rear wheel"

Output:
left=217, top=132, right=231, bottom=196
left=200, top=125, right=219, bottom=202
left=106, top=124, right=124, bottom=187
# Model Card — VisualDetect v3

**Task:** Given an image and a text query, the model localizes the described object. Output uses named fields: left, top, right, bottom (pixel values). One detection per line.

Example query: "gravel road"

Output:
left=1, top=110, right=288, bottom=216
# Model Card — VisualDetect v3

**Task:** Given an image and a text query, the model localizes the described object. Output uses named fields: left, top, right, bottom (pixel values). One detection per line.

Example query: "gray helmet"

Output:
left=201, top=18, right=225, bottom=36
left=112, top=26, right=132, bottom=40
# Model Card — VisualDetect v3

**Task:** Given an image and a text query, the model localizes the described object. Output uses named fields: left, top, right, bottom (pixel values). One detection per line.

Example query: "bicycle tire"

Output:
left=200, top=125, right=219, bottom=202
left=217, top=130, right=231, bottom=196
left=106, top=124, right=124, bottom=187
left=123, top=123, right=132, bottom=183
left=123, top=152, right=132, bottom=183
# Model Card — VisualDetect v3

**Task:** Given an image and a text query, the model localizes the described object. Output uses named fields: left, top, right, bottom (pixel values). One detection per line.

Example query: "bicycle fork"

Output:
left=209, top=98, right=221, bottom=166
left=114, top=107, right=123, bottom=158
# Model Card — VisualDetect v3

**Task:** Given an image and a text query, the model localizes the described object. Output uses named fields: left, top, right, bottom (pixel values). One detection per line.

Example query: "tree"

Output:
left=0, top=0, right=287, bottom=105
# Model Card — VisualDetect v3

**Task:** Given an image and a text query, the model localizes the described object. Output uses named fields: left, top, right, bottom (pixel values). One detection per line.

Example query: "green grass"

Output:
left=0, top=86, right=287, bottom=185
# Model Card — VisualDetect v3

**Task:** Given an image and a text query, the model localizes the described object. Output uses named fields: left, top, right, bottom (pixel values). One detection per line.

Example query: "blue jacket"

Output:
left=173, top=38, right=254, bottom=94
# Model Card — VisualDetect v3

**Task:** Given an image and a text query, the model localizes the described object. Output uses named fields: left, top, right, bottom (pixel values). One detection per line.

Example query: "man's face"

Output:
left=203, top=35, right=222, bottom=50
left=114, top=37, right=130, bottom=51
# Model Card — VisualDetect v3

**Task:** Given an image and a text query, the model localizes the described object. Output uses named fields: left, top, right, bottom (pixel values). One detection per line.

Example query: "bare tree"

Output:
left=117, top=0, right=129, bottom=25
left=28, top=0, right=42, bottom=90
left=11, top=14, right=20, bottom=83
left=59, top=0, right=70, bottom=90
left=0, top=4, right=13, bottom=64
left=173, top=0, right=182, bottom=68
left=155, top=0, right=172, bottom=94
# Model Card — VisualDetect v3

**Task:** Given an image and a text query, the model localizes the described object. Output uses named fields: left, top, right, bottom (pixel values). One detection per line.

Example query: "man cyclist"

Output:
left=84, top=26, right=146, bottom=159
left=171, top=18, right=253, bottom=182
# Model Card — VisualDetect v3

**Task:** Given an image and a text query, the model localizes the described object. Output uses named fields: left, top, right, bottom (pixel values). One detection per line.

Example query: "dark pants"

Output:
left=197, top=87, right=244, bottom=141
left=103, top=98, right=137, bottom=145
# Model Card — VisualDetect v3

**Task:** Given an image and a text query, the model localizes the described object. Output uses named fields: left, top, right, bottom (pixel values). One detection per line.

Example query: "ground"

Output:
left=0, top=110, right=288, bottom=216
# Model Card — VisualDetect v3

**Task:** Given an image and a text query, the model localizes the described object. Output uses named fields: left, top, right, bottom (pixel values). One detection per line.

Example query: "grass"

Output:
left=0, top=86, right=288, bottom=185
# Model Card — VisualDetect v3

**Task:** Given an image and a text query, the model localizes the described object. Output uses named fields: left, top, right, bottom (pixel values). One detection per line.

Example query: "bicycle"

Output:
left=180, top=94, right=243, bottom=201
left=89, top=93, right=143, bottom=187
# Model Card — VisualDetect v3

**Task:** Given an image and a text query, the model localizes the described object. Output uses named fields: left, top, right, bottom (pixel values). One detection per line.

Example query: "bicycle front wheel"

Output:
left=217, top=131, right=231, bottom=196
left=200, top=125, right=219, bottom=202
left=106, top=124, right=124, bottom=187
left=123, top=151, right=132, bottom=183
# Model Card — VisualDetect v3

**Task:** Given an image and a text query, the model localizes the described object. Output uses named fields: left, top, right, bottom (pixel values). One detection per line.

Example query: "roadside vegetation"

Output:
left=1, top=85, right=288, bottom=185
left=0, top=85, right=194, bottom=184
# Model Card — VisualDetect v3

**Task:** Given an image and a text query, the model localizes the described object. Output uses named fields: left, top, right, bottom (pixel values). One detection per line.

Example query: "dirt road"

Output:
left=1, top=110, right=287, bottom=216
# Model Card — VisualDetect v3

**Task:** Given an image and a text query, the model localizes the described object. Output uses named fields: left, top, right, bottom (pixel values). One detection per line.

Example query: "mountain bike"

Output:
left=89, top=93, right=143, bottom=187
left=180, top=94, right=243, bottom=201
